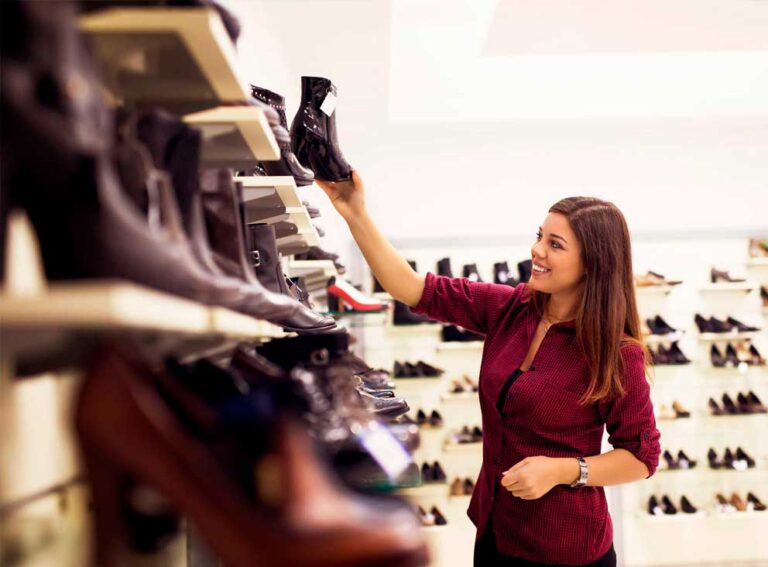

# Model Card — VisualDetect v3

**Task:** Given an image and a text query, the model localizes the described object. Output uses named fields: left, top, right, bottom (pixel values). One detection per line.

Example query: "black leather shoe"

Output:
left=648, top=495, right=663, bottom=515
left=436, top=257, right=454, bottom=278
left=662, top=450, right=678, bottom=470
left=290, top=76, right=352, bottom=182
left=726, top=316, right=760, bottom=333
left=430, top=507, right=447, bottom=526
left=735, top=447, right=755, bottom=468
left=747, top=492, right=767, bottom=511
left=677, top=450, right=696, bottom=469
left=668, top=342, right=690, bottom=364
left=708, top=448, right=723, bottom=469
left=493, top=261, right=518, bottom=286
left=680, top=495, right=697, bottom=514
left=722, top=393, right=739, bottom=415
left=661, top=495, right=678, bottom=515
left=710, top=345, right=726, bottom=367
left=247, top=223, right=337, bottom=334
left=462, top=263, right=483, bottom=282
left=441, top=325, right=484, bottom=342
left=518, top=260, right=532, bottom=283
left=250, top=85, right=315, bottom=186
left=394, top=301, right=431, bottom=325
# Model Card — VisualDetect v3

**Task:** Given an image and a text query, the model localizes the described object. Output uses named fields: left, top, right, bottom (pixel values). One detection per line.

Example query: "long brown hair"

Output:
left=530, top=197, right=650, bottom=403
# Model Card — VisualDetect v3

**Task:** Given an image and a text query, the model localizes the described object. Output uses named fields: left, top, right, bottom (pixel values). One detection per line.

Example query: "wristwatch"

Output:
left=570, top=457, right=588, bottom=488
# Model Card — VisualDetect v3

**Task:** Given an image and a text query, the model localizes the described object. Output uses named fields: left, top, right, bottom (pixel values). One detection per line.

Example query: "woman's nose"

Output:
left=532, top=241, right=546, bottom=260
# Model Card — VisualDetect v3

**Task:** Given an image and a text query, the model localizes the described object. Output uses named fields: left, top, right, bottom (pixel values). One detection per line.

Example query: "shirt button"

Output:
left=644, top=432, right=650, bottom=441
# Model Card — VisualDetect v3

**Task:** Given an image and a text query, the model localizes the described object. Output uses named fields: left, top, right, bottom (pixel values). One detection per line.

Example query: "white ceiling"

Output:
left=484, top=0, right=768, bottom=55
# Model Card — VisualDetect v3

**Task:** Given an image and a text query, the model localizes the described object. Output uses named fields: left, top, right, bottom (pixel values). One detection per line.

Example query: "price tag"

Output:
left=320, top=92, right=337, bottom=116
left=358, top=421, right=411, bottom=479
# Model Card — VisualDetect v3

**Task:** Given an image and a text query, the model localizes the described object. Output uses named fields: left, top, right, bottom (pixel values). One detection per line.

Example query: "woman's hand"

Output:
left=315, top=170, right=367, bottom=222
left=500, top=456, right=577, bottom=500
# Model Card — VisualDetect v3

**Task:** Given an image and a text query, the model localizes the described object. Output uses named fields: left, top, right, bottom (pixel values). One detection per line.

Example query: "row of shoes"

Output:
left=661, top=450, right=698, bottom=470
left=421, top=462, right=448, bottom=484
left=436, top=258, right=533, bottom=285
left=417, top=506, right=448, bottom=526
left=695, top=314, right=761, bottom=334
left=710, top=343, right=766, bottom=367
left=749, top=237, right=768, bottom=258
left=644, top=315, right=682, bottom=336
left=648, top=495, right=698, bottom=515
left=648, top=493, right=767, bottom=515
left=715, top=492, right=767, bottom=512
left=708, top=447, right=756, bottom=470
left=447, top=426, right=483, bottom=445
left=414, top=409, right=444, bottom=428
left=708, top=392, right=767, bottom=415
left=449, top=375, right=479, bottom=394
left=649, top=342, right=690, bottom=365
left=656, top=401, right=691, bottom=420
left=450, top=477, right=476, bottom=496
left=394, top=361, right=445, bottom=378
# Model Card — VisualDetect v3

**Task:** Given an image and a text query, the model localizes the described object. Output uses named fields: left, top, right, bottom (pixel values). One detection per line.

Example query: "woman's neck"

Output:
left=546, top=289, right=581, bottom=321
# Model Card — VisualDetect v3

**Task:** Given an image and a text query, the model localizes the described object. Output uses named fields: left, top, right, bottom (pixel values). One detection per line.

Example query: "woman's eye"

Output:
left=550, top=240, right=561, bottom=249
left=536, top=231, right=542, bottom=240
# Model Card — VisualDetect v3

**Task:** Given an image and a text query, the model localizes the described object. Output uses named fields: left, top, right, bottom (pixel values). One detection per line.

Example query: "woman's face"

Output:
left=527, top=212, right=586, bottom=295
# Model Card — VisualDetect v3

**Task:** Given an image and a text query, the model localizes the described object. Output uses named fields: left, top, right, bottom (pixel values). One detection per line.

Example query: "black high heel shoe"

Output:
left=290, top=77, right=352, bottom=182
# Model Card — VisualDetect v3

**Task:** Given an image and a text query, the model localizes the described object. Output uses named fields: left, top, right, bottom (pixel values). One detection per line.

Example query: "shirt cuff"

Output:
left=411, top=272, right=438, bottom=316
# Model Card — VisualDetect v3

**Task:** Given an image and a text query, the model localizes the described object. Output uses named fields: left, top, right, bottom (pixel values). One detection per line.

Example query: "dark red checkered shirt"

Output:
left=412, top=274, right=661, bottom=564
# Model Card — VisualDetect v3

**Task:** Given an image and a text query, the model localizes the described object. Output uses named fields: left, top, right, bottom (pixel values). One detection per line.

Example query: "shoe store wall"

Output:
left=228, top=0, right=768, bottom=264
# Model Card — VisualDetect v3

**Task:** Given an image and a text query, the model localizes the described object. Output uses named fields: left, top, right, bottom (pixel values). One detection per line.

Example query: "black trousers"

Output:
left=473, top=522, right=617, bottom=567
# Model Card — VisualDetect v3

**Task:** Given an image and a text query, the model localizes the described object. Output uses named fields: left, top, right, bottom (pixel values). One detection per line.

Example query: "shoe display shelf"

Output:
left=80, top=8, right=280, bottom=167
left=619, top=273, right=768, bottom=567
left=237, top=176, right=322, bottom=251
left=635, top=284, right=677, bottom=296
left=79, top=7, right=248, bottom=110
left=699, top=281, right=757, bottom=294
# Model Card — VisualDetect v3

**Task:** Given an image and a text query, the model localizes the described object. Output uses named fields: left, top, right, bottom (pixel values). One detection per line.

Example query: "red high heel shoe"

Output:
left=327, top=276, right=387, bottom=312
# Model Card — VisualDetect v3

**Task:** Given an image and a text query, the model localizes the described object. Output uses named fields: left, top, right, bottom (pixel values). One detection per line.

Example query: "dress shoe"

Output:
left=735, top=447, right=755, bottom=468
left=417, top=506, right=435, bottom=527
left=394, top=300, right=431, bottom=325
left=493, top=261, right=518, bottom=286
left=730, top=493, right=747, bottom=512
left=715, top=493, right=736, bottom=513
left=672, top=400, right=690, bottom=418
left=695, top=314, right=712, bottom=333
left=648, top=496, right=663, bottom=515
left=708, top=448, right=723, bottom=469
left=725, top=344, right=741, bottom=367
left=429, top=410, right=443, bottom=428
left=676, top=450, right=696, bottom=469
left=661, top=495, right=678, bottom=515
left=420, top=463, right=433, bottom=483
left=441, top=325, right=484, bottom=342
left=450, top=478, right=464, bottom=496
left=761, top=286, right=768, bottom=308
left=748, top=344, right=766, bottom=366
left=647, top=315, right=677, bottom=335
left=711, top=268, right=746, bottom=284
left=415, top=361, right=444, bottom=377
left=747, top=492, right=767, bottom=511
left=708, top=398, right=725, bottom=416
left=432, top=462, right=447, bottom=482
left=463, top=376, right=479, bottom=392
left=462, top=263, right=483, bottom=282
left=436, top=257, right=454, bottom=278
left=517, top=260, right=532, bottom=283
left=736, top=392, right=754, bottom=414
left=248, top=223, right=338, bottom=333
left=663, top=342, right=689, bottom=364
left=747, top=391, right=767, bottom=413
left=662, top=450, right=678, bottom=470
left=710, top=345, right=727, bottom=368
left=635, top=271, right=682, bottom=287
left=680, top=495, right=697, bottom=514
left=463, top=478, right=475, bottom=495
left=695, top=314, right=731, bottom=334
left=727, top=317, right=760, bottom=333
left=722, top=393, right=739, bottom=415
left=250, top=86, right=315, bottom=186
left=290, top=76, right=352, bottom=182
left=471, top=426, right=483, bottom=442
left=327, top=276, right=387, bottom=312
left=724, top=447, right=737, bottom=469
left=430, top=507, right=447, bottom=526
left=450, top=380, right=466, bottom=394
left=416, top=409, right=428, bottom=426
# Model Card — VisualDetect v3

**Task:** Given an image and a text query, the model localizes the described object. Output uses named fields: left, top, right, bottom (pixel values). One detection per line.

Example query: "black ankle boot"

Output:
left=493, top=261, right=518, bottom=286
left=436, top=257, right=454, bottom=278
left=290, top=76, right=352, bottom=182
left=250, top=85, right=315, bottom=186
left=518, top=260, right=532, bottom=283
left=247, top=223, right=337, bottom=334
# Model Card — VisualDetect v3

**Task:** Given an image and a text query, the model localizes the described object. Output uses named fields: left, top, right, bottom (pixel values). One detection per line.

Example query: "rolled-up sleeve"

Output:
left=410, top=272, right=522, bottom=336
left=598, top=344, right=661, bottom=478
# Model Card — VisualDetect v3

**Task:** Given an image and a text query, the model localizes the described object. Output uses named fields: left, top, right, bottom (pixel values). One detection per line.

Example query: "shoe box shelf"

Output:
left=236, top=176, right=321, bottom=251
left=696, top=331, right=759, bottom=342
left=79, top=8, right=249, bottom=111
left=183, top=106, right=280, bottom=168
left=699, top=282, right=757, bottom=293
left=286, top=260, right=338, bottom=279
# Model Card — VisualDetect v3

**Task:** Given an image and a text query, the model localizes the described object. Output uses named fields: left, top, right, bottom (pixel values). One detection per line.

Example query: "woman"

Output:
left=317, top=172, right=661, bottom=566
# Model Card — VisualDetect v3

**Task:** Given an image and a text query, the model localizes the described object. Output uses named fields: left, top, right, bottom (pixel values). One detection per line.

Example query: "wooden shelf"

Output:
left=236, top=176, right=303, bottom=208
left=80, top=8, right=250, bottom=111
left=183, top=106, right=280, bottom=166
left=0, top=281, right=283, bottom=339
left=699, top=282, right=756, bottom=293
left=287, top=260, right=338, bottom=279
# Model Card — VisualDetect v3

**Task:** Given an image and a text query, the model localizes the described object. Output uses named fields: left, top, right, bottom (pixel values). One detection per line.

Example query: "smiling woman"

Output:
left=320, top=173, right=660, bottom=567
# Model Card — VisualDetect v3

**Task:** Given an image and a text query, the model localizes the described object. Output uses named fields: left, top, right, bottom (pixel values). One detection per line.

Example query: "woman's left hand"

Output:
left=500, top=456, right=573, bottom=500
